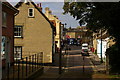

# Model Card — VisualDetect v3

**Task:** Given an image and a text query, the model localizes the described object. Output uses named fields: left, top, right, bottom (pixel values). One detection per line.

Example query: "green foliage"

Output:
left=110, top=74, right=120, bottom=78
left=63, top=2, right=120, bottom=74
left=106, top=44, right=120, bottom=74
left=94, top=50, right=97, bottom=54
left=63, top=2, right=120, bottom=42
left=76, top=26, right=81, bottom=29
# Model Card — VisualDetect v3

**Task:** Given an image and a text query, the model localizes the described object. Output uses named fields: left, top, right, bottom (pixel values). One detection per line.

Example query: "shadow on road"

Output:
left=34, top=45, right=111, bottom=80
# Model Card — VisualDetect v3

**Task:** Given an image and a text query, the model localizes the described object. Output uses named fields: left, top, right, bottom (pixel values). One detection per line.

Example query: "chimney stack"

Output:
left=45, top=7, right=52, bottom=14
left=24, top=0, right=30, bottom=3
left=36, top=3, right=42, bottom=11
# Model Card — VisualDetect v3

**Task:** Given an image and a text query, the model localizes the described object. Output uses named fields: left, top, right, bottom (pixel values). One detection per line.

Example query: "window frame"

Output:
left=28, top=8, right=34, bottom=17
left=14, top=25, right=23, bottom=38
left=1, top=36, right=6, bottom=60
left=2, top=11, right=7, bottom=27
left=14, top=46, right=22, bottom=60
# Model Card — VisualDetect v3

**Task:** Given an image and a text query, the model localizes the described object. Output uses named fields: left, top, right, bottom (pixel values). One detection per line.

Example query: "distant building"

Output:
left=92, top=30, right=115, bottom=61
left=44, top=7, right=62, bottom=49
left=65, top=27, right=90, bottom=44
left=1, top=2, right=18, bottom=67
left=14, top=1, right=55, bottom=63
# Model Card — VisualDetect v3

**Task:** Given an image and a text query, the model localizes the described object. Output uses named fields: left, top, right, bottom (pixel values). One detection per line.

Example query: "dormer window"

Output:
left=28, top=8, right=34, bottom=17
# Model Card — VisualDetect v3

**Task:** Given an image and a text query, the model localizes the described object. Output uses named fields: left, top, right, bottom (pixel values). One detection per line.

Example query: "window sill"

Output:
left=14, top=36, right=23, bottom=38
left=2, top=25, right=7, bottom=28
left=28, top=16, right=35, bottom=18
left=14, top=58, right=22, bottom=60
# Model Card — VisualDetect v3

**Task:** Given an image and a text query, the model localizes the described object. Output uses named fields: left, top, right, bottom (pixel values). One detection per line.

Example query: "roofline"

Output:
left=31, top=2, right=56, bottom=30
left=2, top=2, right=19, bottom=13
left=14, top=0, right=56, bottom=32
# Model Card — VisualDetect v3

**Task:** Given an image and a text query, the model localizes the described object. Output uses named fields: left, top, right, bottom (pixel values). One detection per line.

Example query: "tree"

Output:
left=63, top=2, right=120, bottom=74
left=63, top=2, right=120, bottom=43
left=76, top=26, right=81, bottom=29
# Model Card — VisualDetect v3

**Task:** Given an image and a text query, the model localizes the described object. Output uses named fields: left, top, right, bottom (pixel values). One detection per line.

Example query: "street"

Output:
left=59, top=45, right=93, bottom=79
left=34, top=45, right=110, bottom=80
left=1, top=2, right=120, bottom=80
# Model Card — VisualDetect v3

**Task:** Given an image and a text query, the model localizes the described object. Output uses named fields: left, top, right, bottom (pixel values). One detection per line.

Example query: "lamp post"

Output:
left=100, top=29, right=103, bottom=63
left=64, top=23, right=67, bottom=52
left=64, top=23, right=67, bottom=41
left=59, top=22, right=62, bottom=74
left=59, top=23, right=67, bottom=74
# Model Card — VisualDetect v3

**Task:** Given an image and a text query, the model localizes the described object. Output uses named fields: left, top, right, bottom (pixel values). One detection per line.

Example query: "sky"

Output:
left=7, top=0, right=80, bottom=28
left=41, top=2, right=80, bottom=28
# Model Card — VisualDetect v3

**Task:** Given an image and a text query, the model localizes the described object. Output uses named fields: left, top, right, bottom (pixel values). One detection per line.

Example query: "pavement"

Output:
left=34, top=46, right=109, bottom=80
left=89, top=53, right=106, bottom=74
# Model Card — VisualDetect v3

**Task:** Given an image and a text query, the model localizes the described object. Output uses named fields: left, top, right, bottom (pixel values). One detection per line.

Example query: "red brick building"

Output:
left=1, top=2, right=18, bottom=67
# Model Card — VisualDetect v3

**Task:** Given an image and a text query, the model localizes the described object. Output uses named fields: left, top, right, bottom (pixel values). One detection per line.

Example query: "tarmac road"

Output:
left=35, top=45, right=110, bottom=80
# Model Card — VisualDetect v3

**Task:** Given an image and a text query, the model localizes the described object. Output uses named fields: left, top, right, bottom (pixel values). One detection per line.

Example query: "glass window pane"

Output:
left=29, top=9, right=33, bottom=12
left=14, top=25, right=23, bottom=37
left=28, top=8, right=34, bottom=17
left=14, top=46, right=22, bottom=60
left=29, top=13, right=33, bottom=16
left=1, top=36, right=6, bottom=59
left=2, top=12, right=7, bottom=27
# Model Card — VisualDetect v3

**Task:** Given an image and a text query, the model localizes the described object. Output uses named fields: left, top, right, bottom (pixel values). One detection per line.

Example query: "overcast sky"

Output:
left=7, top=0, right=80, bottom=28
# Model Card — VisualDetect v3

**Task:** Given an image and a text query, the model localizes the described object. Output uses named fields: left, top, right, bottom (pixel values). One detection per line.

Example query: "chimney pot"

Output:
left=37, top=3, right=42, bottom=11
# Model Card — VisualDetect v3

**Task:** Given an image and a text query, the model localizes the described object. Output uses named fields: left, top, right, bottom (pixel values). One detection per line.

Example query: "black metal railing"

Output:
left=3, top=52, right=43, bottom=80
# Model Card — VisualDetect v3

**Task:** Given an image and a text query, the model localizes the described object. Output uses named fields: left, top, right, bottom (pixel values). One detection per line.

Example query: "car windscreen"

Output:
left=82, top=46, right=88, bottom=47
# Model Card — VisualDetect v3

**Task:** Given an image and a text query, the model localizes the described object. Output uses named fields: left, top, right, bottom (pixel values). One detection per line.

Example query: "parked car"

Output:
left=76, top=38, right=81, bottom=46
left=67, top=38, right=77, bottom=45
left=81, top=43, right=89, bottom=56
left=76, top=40, right=81, bottom=46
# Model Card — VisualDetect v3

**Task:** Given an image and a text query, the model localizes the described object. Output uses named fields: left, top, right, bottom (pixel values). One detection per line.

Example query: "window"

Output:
left=14, top=46, right=22, bottom=60
left=14, top=25, right=23, bottom=37
left=1, top=36, right=6, bottom=60
left=2, top=11, right=7, bottom=27
left=28, top=8, right=34, bottom=17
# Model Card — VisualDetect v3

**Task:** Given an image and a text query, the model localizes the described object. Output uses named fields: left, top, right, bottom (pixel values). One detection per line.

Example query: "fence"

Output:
left=2, top=52, right=43, bottom=80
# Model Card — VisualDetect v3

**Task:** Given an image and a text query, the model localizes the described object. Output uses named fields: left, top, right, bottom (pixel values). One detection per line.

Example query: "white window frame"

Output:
left=14, top=46, right=22, bottom=60
left=28, top=8, right=34, bottom=17
left=14, top=25, right=23, bottom=38
left=1, top=36, right=6, bottom=60
left=2, top=11, right=7, bottom=27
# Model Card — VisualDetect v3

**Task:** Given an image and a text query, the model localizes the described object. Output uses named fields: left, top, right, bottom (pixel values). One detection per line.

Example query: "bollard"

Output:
left=18, top=60, right=20, bottom=80
left=37, top=54, right=38, bottom=69
left=83, top=56, right=85, bottom=73
left=39, top=53, right=40, bottom=68
left=41, top=52, right=43, bottom=66
left=59, top=47, right=62, bottom=74
left=26, top=57, right=28, bottom=77
left=35, top=54, right=36, bottom=71
left=22, top=58, right=24, bottom=79
left=32, top=55, right=34, bottom=72
left=29, top=56, right=31, bottom=74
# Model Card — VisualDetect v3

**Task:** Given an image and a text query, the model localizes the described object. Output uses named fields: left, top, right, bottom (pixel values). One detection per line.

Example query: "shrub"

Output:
left=106, top=44, right=120, bottom=74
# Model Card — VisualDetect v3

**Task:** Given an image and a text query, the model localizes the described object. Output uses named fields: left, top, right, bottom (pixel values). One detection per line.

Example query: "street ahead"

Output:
left=35, top=45, right=110, bottom=80
left=60, top=45, right=94, bottom=79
